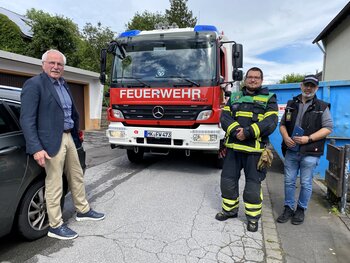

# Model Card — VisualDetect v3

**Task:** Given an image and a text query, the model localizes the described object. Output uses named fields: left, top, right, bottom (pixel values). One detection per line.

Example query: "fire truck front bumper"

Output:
left=106, top=123, right=225, bottom=150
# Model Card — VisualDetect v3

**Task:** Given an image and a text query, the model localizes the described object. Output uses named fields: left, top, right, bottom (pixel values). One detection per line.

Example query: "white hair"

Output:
left=41, top=49, right=67, bottom=65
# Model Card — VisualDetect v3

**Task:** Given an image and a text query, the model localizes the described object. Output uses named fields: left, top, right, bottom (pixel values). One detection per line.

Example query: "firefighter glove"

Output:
left=257, top=148, right=273, bottom=171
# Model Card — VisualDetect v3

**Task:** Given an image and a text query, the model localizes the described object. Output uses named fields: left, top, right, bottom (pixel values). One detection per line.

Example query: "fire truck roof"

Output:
left=119, top=25, right=219, bottom=38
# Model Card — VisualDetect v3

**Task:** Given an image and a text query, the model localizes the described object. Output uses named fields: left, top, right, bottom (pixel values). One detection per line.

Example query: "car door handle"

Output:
left=0, top=146, right=20, bottom=155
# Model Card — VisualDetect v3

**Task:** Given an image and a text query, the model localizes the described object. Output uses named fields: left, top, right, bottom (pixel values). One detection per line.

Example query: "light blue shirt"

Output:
left=51, top=78, right=74, bottom=130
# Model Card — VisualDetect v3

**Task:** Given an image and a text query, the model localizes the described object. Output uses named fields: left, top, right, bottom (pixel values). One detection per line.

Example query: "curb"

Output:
left=262, top=180, right=284, bottom=263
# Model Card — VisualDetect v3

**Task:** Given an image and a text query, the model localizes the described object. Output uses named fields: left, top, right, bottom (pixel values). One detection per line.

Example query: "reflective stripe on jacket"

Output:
left=220, top=87, right=278, bottom=153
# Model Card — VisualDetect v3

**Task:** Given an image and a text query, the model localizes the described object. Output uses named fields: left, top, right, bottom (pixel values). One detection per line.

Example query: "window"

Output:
left=8, top=103, right=21, bottom=120
left=0, top=103, right=19, bottom=134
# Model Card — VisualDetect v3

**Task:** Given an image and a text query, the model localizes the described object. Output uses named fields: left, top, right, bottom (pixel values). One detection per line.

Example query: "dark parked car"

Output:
left=0, top=85, right=86, bottom=240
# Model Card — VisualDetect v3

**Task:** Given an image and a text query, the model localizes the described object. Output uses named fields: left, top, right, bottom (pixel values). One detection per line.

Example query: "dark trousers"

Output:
left=220, top=148, right=266, bottom=221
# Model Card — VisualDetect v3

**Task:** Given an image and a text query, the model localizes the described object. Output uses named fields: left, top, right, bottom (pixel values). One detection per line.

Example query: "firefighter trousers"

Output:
left=220, top=148, right=266, bottom=221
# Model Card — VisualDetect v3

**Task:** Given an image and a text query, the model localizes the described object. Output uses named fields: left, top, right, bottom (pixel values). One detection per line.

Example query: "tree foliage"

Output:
left=77, top=22, right=115, bottom=72
left=126, top=0, right=197, bottom=30
left=126, top=11, right=166, bottom=31
left=25, top=9, right=80, bottom=65
left=0, top=14, right=28, bottom=54
left=165, top=0, right=197, bottom=28
left=279, top=73, right=305, bottom=84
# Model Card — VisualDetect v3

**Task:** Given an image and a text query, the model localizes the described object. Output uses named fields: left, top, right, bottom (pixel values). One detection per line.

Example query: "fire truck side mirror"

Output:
left=233, top=70, right=243, bottom=81
left=232, top=44, right=243, bottom=81
left=100, top=48, right=107, bottom=85
left=232, top=44, right=243, bottom=68
left=100, top=73, right=106, bottom=85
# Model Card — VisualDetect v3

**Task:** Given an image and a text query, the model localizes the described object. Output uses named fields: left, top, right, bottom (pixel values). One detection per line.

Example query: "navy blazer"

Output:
left=20, top=72, right=81, bottom=156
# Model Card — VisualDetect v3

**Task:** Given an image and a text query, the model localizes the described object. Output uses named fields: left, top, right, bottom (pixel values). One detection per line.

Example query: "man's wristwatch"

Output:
left=308, top=136, right=313, bottom=143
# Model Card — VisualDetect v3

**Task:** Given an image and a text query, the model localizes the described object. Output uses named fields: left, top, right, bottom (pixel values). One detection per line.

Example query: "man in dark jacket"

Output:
left=277, top=75, right=333, bottom=225
left=215, top=67, right=278, bottom=232
left=20, top=49, right=105, bottom=240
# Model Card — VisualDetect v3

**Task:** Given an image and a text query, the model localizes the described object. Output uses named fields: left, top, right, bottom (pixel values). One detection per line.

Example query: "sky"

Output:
left=1, top=0, right=349, bottom=84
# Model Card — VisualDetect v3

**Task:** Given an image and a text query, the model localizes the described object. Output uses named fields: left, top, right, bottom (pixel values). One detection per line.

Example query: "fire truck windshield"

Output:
left=111, top=34, right=217, bottom=88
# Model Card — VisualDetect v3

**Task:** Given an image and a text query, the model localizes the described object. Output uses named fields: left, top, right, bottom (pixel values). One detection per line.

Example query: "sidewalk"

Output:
left=264, top=153, right=350, bottom=263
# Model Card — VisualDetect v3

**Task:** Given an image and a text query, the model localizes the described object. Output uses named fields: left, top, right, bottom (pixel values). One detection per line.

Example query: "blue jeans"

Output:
left=284, top=150, right=320, bottom=210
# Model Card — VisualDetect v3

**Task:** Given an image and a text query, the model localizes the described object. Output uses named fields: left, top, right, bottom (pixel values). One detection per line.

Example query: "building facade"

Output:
left=313, top=2, right=350, bottom=81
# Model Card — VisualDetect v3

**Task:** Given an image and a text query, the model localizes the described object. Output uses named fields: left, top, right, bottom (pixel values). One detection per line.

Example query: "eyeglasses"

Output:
left=246, top=76, right=261, bottom=80
left=44, top=61, right=64, bottom=67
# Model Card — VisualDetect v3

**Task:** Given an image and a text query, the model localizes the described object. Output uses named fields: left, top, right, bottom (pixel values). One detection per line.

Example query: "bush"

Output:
left=0, top=14, right=27, bottom=54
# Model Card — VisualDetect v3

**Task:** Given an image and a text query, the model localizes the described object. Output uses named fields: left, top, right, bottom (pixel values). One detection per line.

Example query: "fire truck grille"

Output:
left=112, top=105, right=212, bottom=120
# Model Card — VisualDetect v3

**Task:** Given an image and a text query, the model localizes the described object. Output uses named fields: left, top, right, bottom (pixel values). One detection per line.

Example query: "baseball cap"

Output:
left=302, top=74, right=319, bottom=86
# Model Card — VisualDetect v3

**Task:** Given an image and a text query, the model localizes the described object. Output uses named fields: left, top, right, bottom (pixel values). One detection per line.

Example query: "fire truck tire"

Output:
left=216, top=156, right=224, bottom=169
left=127, top=149, right=144, bottom=163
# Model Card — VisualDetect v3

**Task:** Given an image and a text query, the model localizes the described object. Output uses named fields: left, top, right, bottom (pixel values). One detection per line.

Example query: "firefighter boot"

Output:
left=247, top=220, right=259, bottom=232
left=215, top=211, right=238, bottom=221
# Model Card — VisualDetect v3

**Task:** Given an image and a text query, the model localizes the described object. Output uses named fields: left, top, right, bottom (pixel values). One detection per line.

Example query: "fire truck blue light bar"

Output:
left=119, top=30, right=141, bottom=37
left=194, top=25, right=218, bottom=33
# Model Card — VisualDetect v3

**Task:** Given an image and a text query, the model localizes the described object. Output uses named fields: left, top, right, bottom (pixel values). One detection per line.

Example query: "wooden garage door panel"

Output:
left=0, top=72, right=29, bottom=88
left=67, top=82, right=85, bottom=130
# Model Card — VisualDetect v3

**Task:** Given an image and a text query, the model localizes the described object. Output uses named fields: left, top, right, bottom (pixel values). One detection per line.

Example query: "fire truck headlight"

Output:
left=197, top=110, right=212, bottom=120
left=112, top=109, right=124, bottom=119
left=192, top=133, right=218, bottom=142
left=108, top=129, right=126, bottom=139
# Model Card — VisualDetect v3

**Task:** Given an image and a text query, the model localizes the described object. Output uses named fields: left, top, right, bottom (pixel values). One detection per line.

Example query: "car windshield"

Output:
left=111, top=32, right=217, bottom=87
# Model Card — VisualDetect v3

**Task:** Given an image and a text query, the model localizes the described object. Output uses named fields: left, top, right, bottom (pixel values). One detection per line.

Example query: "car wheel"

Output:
left=215, top=156, right=224, bottom=169
left=17, top=180, right=49, bottom=240
left=17, top=179, right=68, bottom=240
left=127, top=148, right=144, bottom=163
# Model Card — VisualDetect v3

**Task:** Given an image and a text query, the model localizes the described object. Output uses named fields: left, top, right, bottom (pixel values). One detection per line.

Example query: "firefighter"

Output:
left=215, top=67, right=278, bottom=232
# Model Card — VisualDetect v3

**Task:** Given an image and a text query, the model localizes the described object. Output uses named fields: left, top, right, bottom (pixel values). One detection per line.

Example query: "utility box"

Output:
left=325, top=144, right=345, bottom=197
left=325, top=143, right=350, bottom=213
left=266, top=80, right=350, bottom=179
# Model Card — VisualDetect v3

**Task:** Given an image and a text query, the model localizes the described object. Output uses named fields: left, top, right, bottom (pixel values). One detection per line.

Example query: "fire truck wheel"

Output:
left=127, top=149, right=144, bottom=163
left=216, top=156, right=224, bottom=169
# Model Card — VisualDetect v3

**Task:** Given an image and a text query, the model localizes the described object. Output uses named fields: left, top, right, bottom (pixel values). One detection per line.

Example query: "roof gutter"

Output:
left=315, top=41, right=325, bottom=54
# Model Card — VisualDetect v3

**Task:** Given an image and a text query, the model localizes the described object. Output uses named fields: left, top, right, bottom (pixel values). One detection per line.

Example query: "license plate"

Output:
left=144, top=130, right=172, bottom=138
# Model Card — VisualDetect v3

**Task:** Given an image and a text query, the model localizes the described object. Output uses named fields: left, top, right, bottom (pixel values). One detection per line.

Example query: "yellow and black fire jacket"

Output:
left=221, top=86, right=278, bottom=153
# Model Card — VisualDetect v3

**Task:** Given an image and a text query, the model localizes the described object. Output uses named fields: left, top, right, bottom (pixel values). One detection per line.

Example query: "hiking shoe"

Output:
left=48, top=225, right=78, bottom=240
left=215, top=211, right=238, bottom=221
left=247, top=221, right=258, bottom=232
left=277, top=206, right=294, bottom=223
left=291, top=206, right=305, bottom=225
left=76, top=209, right=105, bottom=221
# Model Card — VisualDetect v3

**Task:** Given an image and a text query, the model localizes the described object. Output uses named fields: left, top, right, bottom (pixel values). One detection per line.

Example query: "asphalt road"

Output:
left=2, top=131, right=350, bottom=262
left=0, top=131, right=267, bottom=263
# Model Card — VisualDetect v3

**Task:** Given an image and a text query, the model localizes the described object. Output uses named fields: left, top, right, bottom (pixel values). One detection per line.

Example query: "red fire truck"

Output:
left=100, top=24, right=243, bottom=167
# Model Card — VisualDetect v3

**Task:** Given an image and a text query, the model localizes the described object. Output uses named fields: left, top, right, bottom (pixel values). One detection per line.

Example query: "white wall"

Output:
left=323, top=17, right=350, bottom=81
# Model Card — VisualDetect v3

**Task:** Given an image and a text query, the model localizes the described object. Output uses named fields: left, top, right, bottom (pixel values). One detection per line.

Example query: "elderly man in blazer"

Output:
left=20, top=49, right=105, bottom=240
